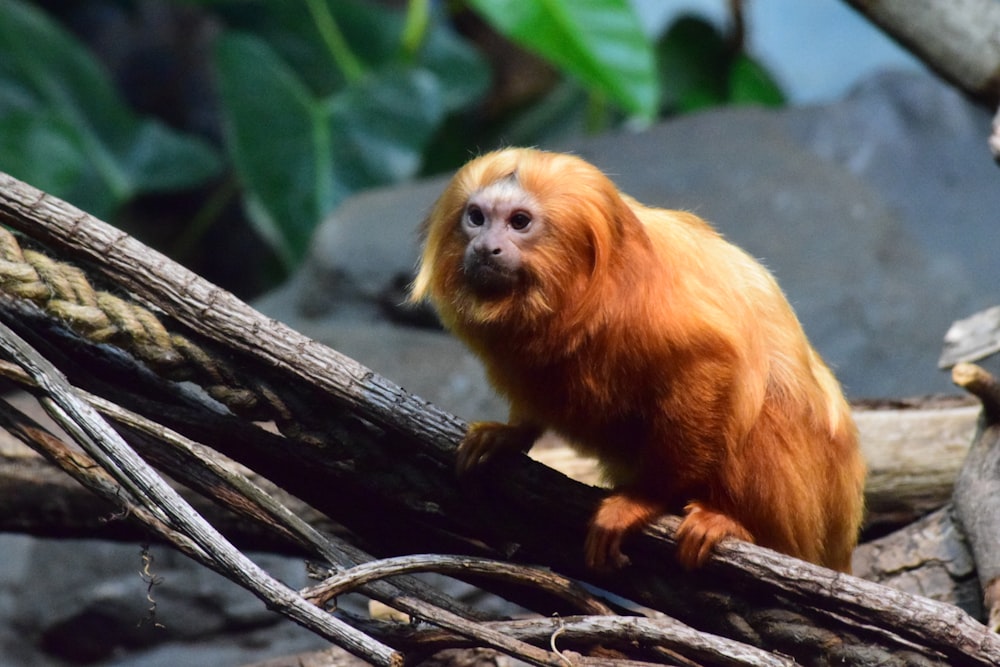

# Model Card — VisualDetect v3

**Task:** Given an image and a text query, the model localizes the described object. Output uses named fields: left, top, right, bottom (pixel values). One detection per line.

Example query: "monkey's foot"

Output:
left=675, top=502, right=754, bottom=569
left=585, top=493, right=665, bottom=570
left=455, top=421, right=540, bottom=475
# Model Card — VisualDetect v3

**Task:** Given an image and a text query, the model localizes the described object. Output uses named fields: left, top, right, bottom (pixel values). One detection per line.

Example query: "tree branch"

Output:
left=0, top=318, right=402, bottom=667
left=952, top=363, right=1000, bottom=631
left=841, top=0, right=1000, bottom=106
left=1, top=171, right=997, bottom=664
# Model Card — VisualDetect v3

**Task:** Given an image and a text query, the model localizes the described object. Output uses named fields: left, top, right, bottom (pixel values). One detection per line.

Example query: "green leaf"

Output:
left=216, top=33, right=326, bottom=266
left=0, top=0, right=221, bottom=218
left=209, top=0, right=487, bottom=111
left=728, top=54, right=786, bottom=107
left=0, top=111, right=116, bottom=216
left=468, top=0, right=658, bottom=119
left=216, top=33, right=446, bottom=267
left=417, top=7, right=490, bottom=112
left=656, top=16, right=729, bottom=114
left=328, top=67, right=444, bottom=187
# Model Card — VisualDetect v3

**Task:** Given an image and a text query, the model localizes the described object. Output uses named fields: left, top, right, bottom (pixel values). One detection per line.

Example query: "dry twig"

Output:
left=1, top=171, right=999, bottom=664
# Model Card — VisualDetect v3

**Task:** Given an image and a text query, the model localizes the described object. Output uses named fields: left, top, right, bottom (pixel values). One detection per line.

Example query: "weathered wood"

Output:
left=0, top=319, right=404, bottom=667
left=2, top=172, right=999, bottom=665
left=533, top=401, right=979, bottom=531
left=951, top=363, right=1000, bottom=631
left=852, top=507, right=982, bottom=618
left=2, top=385, right=978, bottom=549
left=841, top=0, right=1000, bottom=105
left=939, top=305, right=1000, bottom=368
left=354, top=615, right=800, bottom=667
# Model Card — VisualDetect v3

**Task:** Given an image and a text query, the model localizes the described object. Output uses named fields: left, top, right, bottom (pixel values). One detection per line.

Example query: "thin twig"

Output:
left=0, top=358, right=580, bottom=665
left=354, top=614, right=797, bottom=667
left=0, top=319, right=402, bottom=667
left=304, top=554, right=616, bottom=615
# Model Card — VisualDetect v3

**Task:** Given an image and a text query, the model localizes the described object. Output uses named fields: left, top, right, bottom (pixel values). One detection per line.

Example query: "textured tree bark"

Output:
left=1, top=171, right=998, bottom=665
left=951, top=363, right=1000, bottom=631
left=842, top=0, right=1000, bottom=105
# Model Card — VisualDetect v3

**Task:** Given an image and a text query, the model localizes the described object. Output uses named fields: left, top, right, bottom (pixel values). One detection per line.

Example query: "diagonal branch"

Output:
left=1, top=171, right=998, bottom=664
left=0, top=318, right=402, bottom=667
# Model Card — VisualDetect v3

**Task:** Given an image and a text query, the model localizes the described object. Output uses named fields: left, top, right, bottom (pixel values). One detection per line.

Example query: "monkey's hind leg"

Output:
left=675, top=501, right=754, bottom=569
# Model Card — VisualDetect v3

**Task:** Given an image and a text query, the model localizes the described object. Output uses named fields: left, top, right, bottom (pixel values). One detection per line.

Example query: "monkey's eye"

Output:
left=466, top=205, right=485, bottom=226
left=509, top=211, right=532, bottom=230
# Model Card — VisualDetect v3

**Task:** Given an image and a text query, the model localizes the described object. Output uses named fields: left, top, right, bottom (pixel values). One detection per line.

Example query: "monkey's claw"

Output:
left=675, top=502, right=754, bottom=569
left=455, top=421, right=537, bottom=475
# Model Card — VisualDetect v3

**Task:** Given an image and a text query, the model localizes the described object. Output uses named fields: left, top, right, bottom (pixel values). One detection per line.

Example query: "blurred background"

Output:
left=5, top=3, right=1000, bottom=666
left=0, top=0, right=924, bottom=298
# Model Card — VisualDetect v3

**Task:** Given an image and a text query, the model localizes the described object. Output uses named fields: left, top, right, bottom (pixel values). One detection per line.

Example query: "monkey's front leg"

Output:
left=586, top=491, right=667, bottom=570
left=675, top=501, right=754, bottom=569
left=455, top=421, right=543, bottom=474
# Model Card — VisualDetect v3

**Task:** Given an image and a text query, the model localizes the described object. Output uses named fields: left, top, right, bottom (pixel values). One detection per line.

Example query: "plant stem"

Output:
left=584, top=89, right=610, bottom=133
left=304, top=0, right=365, bottom=84
left=401, top=0, right=431, bottom=59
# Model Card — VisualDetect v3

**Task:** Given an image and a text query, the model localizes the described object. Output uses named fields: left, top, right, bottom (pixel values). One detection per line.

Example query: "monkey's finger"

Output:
left=455, top=439, right=499, bottom=475
left=584, top=526, right=630, bottom=570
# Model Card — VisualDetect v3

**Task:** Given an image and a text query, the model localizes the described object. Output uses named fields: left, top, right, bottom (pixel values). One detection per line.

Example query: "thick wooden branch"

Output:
left=952, top=363, right=1000, bottom=631
left=0, top=318, right=403, bottom=667
left=841, top=0, right=1000, bottom=106
left=1, top=172, right=998, bottom=664
left=0, top=433, right=321, bottom=551
left=852, top=506, right=982, bottom=618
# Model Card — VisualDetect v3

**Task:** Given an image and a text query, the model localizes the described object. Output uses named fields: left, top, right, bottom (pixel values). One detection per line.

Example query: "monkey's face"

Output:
left=460, top=177, right=544, bottom=298
left=411, top=147, right=627, bottom=327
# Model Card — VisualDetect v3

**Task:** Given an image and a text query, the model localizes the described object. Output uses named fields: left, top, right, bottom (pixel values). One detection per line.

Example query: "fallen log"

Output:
left=1, top=170, right=997, bottom=665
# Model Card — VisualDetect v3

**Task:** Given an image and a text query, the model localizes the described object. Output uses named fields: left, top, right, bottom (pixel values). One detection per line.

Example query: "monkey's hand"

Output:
left=675, top=501, right=754, bottom=569
left=456, top=421, right=540, bottom=475
left=585, top=492, right=665, bottom=570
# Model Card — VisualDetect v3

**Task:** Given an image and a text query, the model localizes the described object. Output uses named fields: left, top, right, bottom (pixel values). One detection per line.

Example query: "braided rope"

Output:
left=0, top=227, right=292, bottom=425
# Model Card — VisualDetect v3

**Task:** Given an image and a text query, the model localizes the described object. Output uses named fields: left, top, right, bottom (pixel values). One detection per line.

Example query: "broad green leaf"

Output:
left=216, top=34, right=326, bottom=266
left=0, top=111, right=115, bottom=216
left=209, top=0, right=487, bottom=111
left=328, top=67, right=444, bottom=188
left=468, top=0, right=658, bottom=119
left=656, top=16, right=729, bottom=114
left=728, top=54, right=786, bottom=107
left=416, top=6, right=490, bottom=112
left=216, top=33, right=446, bottom=266
left=123, top=120, right=227, bottom=193
left=657, top=15, right=785, bottom=113
left=0, top=0, right=220, bottom=218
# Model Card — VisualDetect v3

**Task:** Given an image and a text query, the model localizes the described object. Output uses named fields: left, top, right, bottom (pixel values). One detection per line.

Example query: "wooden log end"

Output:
left=952, top=363, right=1000, bottom=416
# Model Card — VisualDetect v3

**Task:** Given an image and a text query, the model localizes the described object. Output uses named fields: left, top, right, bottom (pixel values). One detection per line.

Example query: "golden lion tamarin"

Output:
left=410, top=147, right=866, bottom=572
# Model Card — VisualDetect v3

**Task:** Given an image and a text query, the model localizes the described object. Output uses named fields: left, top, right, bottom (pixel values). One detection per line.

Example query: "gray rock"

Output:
left=258, top=70, right=997, bottom=405
left=0, top=534, right=324, bottom=665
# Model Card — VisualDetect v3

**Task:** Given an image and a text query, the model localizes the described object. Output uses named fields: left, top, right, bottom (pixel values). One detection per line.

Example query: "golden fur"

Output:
left=411, top=148, right=866, bottom=571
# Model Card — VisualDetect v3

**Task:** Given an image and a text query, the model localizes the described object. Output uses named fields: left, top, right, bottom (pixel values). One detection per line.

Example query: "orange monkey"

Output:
left=411, top=148, right=865, bottom=571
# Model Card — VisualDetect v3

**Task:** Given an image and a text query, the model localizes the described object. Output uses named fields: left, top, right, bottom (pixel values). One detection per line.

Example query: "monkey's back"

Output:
left=632, top=205, right=865, bottom=569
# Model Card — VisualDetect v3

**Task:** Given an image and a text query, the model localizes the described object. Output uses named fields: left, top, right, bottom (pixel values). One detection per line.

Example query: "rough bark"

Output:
left=841, top=0, right=1000, bottom=105
left=951, top=363, right=1000, bottom=631
left=1, top=171, right=998, bottom=665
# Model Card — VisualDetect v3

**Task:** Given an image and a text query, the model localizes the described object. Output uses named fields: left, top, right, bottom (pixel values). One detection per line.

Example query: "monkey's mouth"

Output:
left=463, top=257, right=520, bottom=296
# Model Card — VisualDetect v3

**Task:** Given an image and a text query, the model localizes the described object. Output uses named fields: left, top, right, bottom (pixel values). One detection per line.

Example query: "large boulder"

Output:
left=257, top=70, right=998, bottom=414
